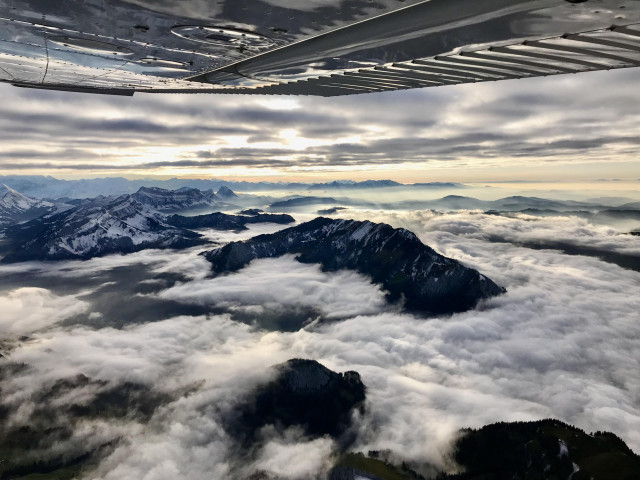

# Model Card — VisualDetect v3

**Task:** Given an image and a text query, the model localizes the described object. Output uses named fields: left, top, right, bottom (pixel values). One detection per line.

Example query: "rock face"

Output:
left=131, top=186, right=218, bottom=212
left=0, top=184, right=59, bottom=225
left=227, top=359, right=365, bottom=443
left=449, top=419, right=640, bottom=480
left=0, top=195, right=204, bottom=262
left=203, top=217, right=505, bottom=314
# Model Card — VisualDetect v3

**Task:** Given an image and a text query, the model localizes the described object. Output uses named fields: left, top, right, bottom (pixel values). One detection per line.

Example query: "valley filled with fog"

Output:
left=1, top=180, right=639, bottom=479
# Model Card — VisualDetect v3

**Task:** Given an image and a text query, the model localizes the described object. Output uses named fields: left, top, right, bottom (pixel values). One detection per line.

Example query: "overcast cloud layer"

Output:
left=0, top=67, right=639, bottom=181
left=1, top=208, right=639, bottom=479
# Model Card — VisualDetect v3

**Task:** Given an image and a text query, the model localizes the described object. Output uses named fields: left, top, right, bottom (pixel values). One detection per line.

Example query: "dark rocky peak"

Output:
left=203, top=217, right=505, bottom=315
left=239, top=208, right=264, bottom=216
left=166, top=211, right=294, bottom=231
left=277, top=358, right=345, bottom=394
left=0, top=185, right=57, bottom=225
left=226, top=359, right=365, bottom=444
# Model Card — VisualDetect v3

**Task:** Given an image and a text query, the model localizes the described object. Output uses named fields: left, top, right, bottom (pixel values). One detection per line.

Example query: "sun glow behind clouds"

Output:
left=0, top=68, right=638, bottom=181
left=257, top=97, right=302, bottom=110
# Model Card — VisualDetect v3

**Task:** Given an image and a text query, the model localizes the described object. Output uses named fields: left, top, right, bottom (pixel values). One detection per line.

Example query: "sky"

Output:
left=1, top=66, right=639, bottom=184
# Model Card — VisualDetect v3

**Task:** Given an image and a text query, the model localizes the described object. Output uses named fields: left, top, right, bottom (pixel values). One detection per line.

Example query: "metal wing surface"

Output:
left=1, top=0, right=640, bottom=96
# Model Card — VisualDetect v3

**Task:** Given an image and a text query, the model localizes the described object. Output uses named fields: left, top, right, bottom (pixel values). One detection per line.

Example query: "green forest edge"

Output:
left=3, top=419, right=640, bottom=479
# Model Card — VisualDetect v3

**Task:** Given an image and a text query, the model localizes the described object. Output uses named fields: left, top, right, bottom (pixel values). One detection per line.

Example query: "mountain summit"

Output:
left=0, top=184, right=57, bottom=225
left=203, top=217, right=505, bottom=314
left=226, top=359, right=365, bottom=444
left=216, top=185, right=238, bottom=198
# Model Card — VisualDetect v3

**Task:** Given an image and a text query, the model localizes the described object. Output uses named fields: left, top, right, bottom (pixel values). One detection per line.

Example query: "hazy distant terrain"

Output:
left=0, top=178, right=639, bottom=480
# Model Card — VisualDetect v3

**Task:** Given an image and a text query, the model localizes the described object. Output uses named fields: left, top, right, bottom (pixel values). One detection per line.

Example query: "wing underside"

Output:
left=2, top=0, right=640, bottom=96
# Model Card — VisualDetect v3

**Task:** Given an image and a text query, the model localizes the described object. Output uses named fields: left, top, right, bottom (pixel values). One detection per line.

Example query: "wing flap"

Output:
left=235, top=24, right=640, bottom=96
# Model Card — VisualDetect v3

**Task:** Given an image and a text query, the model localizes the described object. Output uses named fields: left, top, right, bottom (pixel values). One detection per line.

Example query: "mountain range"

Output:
left=203, top=217, right=505, bottom=315
left=0, top=194, right=205, bottom=262
left=307, top=180, right=462, bottom=190
left=0, top=184, right=60, bottom=225
left=67, top=185, right=235, bottom=213
left=0, top=186, right=293, bottom=262
left=269, top=193, right=640, bottom=213
left=0, top=175, right=465, bottom=199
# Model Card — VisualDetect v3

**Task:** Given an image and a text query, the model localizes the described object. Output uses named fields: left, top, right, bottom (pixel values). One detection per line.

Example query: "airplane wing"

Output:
left=1, top=0, right=640, bottom=96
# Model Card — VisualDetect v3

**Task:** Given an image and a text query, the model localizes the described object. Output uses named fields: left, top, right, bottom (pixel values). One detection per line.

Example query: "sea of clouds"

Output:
left=0, top=210, right=639, bottom=479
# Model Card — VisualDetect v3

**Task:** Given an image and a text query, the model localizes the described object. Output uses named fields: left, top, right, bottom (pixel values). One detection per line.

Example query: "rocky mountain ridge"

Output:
left=166, top=211, right=293, bottom=231
left=0, top=175, right=466, bottom=198
left=203, top=217, right=505, bottom=314
left=0, top=187, right=293, bottom=262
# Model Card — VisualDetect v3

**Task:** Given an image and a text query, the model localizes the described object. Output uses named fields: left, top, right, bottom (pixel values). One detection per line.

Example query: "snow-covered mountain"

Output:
left=131, top=186, right=224, bottom=212
left=0, top=175, right=464, bottom=199
left=0, top=186, right=298, bottom=262
left=0, top=184, right=58, bottom=225
left=203, top=217, right=505, bottom=314
left=0, top=194, right=205, bottom=262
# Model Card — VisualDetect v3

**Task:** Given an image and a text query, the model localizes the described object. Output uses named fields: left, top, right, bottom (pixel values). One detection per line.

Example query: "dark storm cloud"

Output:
left=0, top=110, right=255, bottom=138
left=0, top=148, right=91, bottom=160
left=0, top=162, right=126, bottom=170
left=298, top=125, right=367, bottom=138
